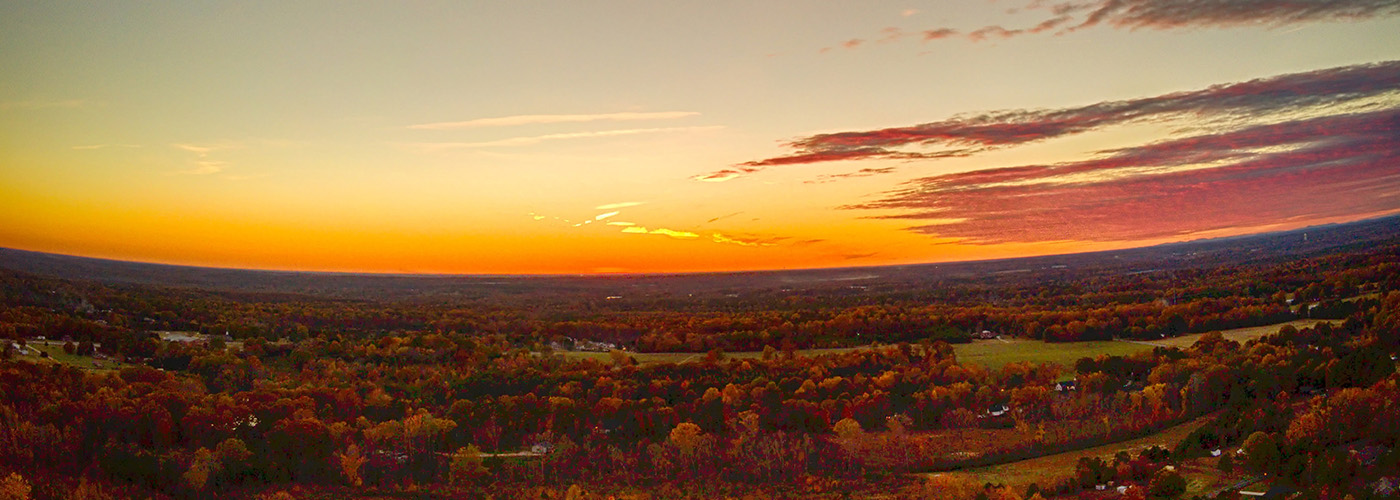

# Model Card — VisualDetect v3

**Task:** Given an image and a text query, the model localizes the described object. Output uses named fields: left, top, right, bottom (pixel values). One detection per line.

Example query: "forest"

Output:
left=0, top=233, right=1398, bottom=499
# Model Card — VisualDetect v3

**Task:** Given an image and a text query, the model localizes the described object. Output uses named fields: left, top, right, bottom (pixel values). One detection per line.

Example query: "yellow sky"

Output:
left=2, top=2, right=1398, bottom=274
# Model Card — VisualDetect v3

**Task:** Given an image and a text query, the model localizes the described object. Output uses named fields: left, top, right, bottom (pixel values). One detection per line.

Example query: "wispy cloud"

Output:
left=712, top=233, right=784, bottom=247
left=399, top=126, right=724, bottom=152
left=921, top=28, right=960, bottom=40
left=171, top=142, right=241, bottom=175
left=408, top=111, right=700, bottom=130
left=702, top=61, right=1400, bottom=180
left=806, top=167, right=899, bottom=184
left=596, top=201, right=646, bottom=210
left=845, top=107, right=1400, bottom=243
left=1066, top=0, right=1400, bottom=31
left=705, top=212, right=743, bottom=224
left=621, top=226, right=700, bottom=239
left=835, top=0, right=1400, bottom=48
left=172, top=142, right=239, bottom=156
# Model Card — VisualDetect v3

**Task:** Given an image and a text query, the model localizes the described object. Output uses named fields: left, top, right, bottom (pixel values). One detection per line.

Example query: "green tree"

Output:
left=1147, top=469, right=1186, bottom=499
left=183, top=447, right=220, bottom=492
left=1242, top=432, right=1281, bottom=474
left=449, top=445, right=487, bottom=485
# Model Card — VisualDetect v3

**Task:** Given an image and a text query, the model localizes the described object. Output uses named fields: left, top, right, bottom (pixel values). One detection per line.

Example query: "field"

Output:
left=558, top=319, right=1334, bottom=369
left=557, top=345, right=876, bottom=365
left=930, top=415, right=1216, bottom=491
left=952, top=339, right=1148, bottom=370
left=1136, top=319, right=1336, bottom=349
left=13, top=341, right=130, bottom=373
left=559, top=341, right=1148, bottom=369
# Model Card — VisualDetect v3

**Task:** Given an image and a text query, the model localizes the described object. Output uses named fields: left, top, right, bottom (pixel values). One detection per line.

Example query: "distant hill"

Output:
left=1, top=214, right=1397, bottom=301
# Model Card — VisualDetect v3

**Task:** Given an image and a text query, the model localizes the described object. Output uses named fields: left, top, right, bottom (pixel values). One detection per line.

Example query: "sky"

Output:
left=2, top=1, right=1399, bottom=275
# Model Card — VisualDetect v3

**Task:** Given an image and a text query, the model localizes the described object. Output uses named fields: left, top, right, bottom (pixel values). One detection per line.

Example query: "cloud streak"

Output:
left=171, top=142, right=241, bottom=175
left=1067, top=0, right=1400, bottom=31
left=703, top=60, right=1400, bottom=179
left=830, top=0, right=1400, bottom=49
left=408, top=111, right=700, bottom=130
left=596, top=201, right=645, bottom=210
left=621, top=226, right=700, bottom=239
left=845, top=108, right=1400, bottom=243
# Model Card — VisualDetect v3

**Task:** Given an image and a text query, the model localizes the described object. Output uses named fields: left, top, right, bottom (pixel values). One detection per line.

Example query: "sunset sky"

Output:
left=2, top=1, right=1399, bottom=274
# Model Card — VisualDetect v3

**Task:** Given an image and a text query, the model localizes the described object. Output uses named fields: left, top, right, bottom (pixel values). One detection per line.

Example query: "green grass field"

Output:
left=931, top=415, right=1215, bottom=491
left=1137, top=319, right=1336, bottom=349
left=558, top=318, right=1334, bottom=369
left=952, top=339, right=1148, bottom=370
left=18, top=341, right=131, bottom=373
left=562, top=340, right=1153, bottom=369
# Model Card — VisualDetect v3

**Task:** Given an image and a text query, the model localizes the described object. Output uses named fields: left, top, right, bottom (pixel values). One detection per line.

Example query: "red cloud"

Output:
left=922, top=28, right=959, bottom=40
left=854, top=1, right=1400, bottom=49
left=1073, top=0, right=1400, bottom=31
left=846, top=109, right=1400, bottom=243
left=698, top=61, right=1400, bottom=181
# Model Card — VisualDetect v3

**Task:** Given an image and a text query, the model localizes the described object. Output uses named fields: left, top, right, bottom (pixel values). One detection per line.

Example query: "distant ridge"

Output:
left=1, top=214, right=1397, bottom=301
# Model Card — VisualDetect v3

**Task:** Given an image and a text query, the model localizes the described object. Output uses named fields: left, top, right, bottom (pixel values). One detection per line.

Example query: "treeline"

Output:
left=1, top=240, right=1396, bottom=356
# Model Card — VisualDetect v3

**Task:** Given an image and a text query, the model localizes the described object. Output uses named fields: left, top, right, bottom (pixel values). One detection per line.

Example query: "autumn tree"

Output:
left=0, top=473, right=29, bottom=500
left=449, top=445, right=487, bottom=485
left=337, top=443, right=368, bottom=487
left=183, top=447, right=220, bottom=492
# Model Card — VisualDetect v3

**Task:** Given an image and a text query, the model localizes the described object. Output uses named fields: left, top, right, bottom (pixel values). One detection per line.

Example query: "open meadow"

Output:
left=559, top=318, right=1325, bottom=369
left=930, top=415, right=1216, bottom=492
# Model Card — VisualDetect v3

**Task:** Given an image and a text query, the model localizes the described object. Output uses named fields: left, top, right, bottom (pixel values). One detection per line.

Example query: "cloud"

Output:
left=921, top=28, right=960, bottom=40
left=400, top=126, right=724, bottom=152
left=173, top=144, right=220, bottom=155
left=596, top=201, right=645, bottom=210
left=595, top=211, right=620, bottom=220
left=842, top=0, right=1400, bottom=48
left=1068, top=0, right=1400, bottom=31
left=712, top=233, right=785, bottom=247
left=705, top=212, right=744, bottom=223
left=170, top=142, right=244, bottom=175
left=846, top=108, right=1400, bottom=243
left=620, top=226, right=700, bottom=239
left=172, top=142, right=241, bottom=156
left=706, top=60, right=1400, bottom=179
left=407, top=111, right=700, bottom=130
left=807, top=167, right=899, bottom=184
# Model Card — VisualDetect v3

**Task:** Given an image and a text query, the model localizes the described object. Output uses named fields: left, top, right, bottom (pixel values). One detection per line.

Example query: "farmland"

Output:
left=559, top=318, right=1332, bottom=369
